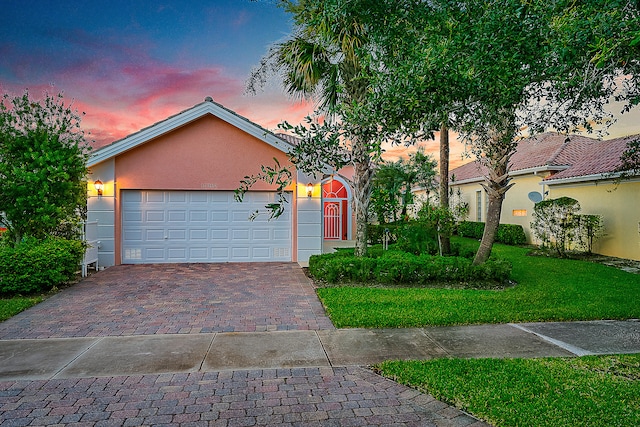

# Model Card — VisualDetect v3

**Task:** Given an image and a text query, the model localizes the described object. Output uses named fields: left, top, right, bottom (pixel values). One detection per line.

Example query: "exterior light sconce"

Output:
left=306, top=183, right=313, bottom=198
left=94, top=180, right=103, bottom=197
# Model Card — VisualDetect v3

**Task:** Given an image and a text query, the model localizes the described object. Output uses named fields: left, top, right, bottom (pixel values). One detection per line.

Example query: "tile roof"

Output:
left=544, top=135, right=637, bottom=182
left=449, top=132, right=638, bottom=184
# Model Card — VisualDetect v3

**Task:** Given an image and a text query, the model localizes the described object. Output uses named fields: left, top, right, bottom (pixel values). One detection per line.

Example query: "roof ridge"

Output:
left=546, top=135, right=572, bottom=166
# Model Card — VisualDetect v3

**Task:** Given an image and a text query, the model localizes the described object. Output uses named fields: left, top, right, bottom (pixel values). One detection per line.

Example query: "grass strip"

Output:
left=0, top=296, right=43, bottom=322
left=316, top=238, right=640, bottom=327
left=375, top=355, right=640, bottom=427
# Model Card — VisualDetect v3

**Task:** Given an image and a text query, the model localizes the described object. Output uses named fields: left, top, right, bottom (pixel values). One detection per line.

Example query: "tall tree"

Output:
left=0, top=91, right=90, bottom=244
left=244, top=0, right=391, bottom=256
left=362, top=0, right=640, bottom=263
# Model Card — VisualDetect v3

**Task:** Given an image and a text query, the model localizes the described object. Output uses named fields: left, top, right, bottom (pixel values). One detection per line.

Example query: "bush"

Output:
left=395, top=222, right=439, bottom=255
left=367, top=222, right=403, bottom=245
left=496, top=224, right=528, bottom=245
left=457, top=221, right=485, bottom=239
left=457, top=221, right=527, bottom=246
left=369, top=221, right=440, bottom=255
left=308, top=250, right=512, bottom=288
left=0, top=237, right=84, bottom=295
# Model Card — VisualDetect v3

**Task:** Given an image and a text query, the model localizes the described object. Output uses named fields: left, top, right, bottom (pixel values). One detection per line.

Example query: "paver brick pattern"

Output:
left=0, top=366, right=489, bottom=427
left=0, top=263, right=334, bottom=339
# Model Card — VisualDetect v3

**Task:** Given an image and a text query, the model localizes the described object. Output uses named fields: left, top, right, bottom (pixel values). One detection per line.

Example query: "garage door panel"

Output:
left=168, top=229, right=187, bottom=240
left=168, top=210, right=186, bottom=222
left=189, top=229, right=208, bottom=240
left=211, top=229, right=229, bottom=240
left=167, top=248, right=187, bottom=261
left=123, top=191, right=142, bottom=203
left=189, top=247, right=208, bottom=259
left=189, top=210, right=208, bottom=222
left=145, top=192, right=165, bottom=203
left=146, top=211, right=164, bottom=222
left=231, top=247, right=250, bottom=259
left=145, top=248, right=166, bottom=260
left=146, top=229, right=165, bottom=241
left=232, top=229, right=250, bottom=240
left=123, top=229, right=143, bottom=241
left=252, top=229, right=270, bottom=240
left=122, top=190, right=292, bottom=263
left=168, top=192, right=187, bottom=203
left=211, top=211, right=229, bottom=221
left=211, top=247, right=230, bottom=259
left=274, top=229, right=291, bottom=240
left=124, top=211, right=143, bottom=222
left=252, top=247, right=271, bottom=259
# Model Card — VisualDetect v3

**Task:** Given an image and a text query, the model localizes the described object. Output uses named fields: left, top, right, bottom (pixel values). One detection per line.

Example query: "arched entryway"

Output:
left=322, top=177, right=350, bottom=240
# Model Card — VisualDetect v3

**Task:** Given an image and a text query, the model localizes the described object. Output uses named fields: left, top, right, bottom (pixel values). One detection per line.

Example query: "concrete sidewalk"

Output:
left=2, top=320, right=638, bottom=381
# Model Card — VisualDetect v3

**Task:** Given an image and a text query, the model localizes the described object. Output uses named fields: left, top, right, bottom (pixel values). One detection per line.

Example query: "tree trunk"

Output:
left=473, top=130, right=515, bottom=265
left=473, top=190, right=504, bottom=264
left=439, top=123, right=451, bottom=255
left=353, top=158, right=373, bottom=257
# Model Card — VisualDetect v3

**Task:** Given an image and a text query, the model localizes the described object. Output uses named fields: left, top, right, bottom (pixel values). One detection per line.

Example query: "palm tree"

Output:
left=247, top=0, right=376, bottom=256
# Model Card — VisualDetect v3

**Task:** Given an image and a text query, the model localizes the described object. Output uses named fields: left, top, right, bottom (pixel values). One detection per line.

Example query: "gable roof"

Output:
left=88, top=98, right=294, bottom=167
left=449, top=132, right=637, bottom=185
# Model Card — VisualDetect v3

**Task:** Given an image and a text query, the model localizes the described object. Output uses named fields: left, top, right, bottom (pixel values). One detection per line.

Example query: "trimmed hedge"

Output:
left=0, top=237, right=84, bottom=295
left=308, top=250, right=512, bottom=288
left=457, top=221, right=527, bottom=246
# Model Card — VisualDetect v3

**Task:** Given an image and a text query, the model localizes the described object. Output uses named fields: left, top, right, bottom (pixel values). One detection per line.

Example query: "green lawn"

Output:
left=316, top=238, right=640, bottom=327
left=0, top=296, right=42, bottom=322
left=375, top=354, right=640, bottom=427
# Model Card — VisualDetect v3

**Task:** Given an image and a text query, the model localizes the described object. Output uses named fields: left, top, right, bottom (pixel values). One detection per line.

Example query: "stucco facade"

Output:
left=449, top=133, right=640, bottom=261
left=87, top=100, right=350, bottom=266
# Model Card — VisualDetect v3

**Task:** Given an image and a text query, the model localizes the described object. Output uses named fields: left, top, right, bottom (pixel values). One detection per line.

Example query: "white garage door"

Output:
left=121, top=190, right=291, bottom=263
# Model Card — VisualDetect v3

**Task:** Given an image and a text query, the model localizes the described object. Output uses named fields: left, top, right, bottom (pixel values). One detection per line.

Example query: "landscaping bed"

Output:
left=315, top=237, right=640, bottom=328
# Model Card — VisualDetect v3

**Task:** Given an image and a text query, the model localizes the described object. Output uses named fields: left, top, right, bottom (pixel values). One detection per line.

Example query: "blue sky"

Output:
left=1, top=0, right=638, bottom=164
left=0, top=0, right=315, bottom=147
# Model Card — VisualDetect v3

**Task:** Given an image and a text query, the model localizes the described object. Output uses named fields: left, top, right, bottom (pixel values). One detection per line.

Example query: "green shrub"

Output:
left=496, top=224, right=527, bottom=245
left=0, top=237, right=84, bottom=295
left=395, top=222, right=439, bottom=255
left=457, top=221, right=485, bottom=239
left=369, top=221, right=440, bottom=255
left=457, top=221, right=526, bottom=246
left=367, top=222, right=403, bottom=245
left=309, top=250, right=511, bottom=288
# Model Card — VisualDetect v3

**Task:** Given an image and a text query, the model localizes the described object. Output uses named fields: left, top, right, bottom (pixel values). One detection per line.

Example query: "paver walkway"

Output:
left=0, top=367, right=487, bottom=427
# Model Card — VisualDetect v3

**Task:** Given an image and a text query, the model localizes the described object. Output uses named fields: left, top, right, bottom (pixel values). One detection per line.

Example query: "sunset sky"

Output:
left=1, top=0, right=639, bottom=170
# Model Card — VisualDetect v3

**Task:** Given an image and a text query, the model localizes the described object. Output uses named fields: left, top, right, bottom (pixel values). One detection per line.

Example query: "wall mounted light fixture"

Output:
left=94, top=180, right=103, bottom=197
left=306, top=182, right=313, bottom=198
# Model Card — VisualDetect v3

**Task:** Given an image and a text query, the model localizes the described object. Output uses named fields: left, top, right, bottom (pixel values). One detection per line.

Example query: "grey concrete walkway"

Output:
left=1, top=320, right=639, bottom=381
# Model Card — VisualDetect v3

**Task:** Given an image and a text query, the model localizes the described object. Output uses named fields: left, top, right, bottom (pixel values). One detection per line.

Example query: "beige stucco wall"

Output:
left=548, top=179, right=640, bottom=261
left=500, top=174, right=548, bottom=242
left=452, top=173, right=549, bottom=242
left=451, top=174, right=640, bottom=261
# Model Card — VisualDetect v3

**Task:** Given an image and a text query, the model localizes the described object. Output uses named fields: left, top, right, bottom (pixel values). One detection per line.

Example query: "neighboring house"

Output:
left=449, top=132, right=640, bottom=261
left=87, top=98, right=354, bottom=267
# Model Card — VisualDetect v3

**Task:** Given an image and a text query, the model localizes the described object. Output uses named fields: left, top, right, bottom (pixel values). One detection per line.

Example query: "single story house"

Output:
left=87, top=98, right=354, bottom=267
left=449, top=132, right=640, bottom=261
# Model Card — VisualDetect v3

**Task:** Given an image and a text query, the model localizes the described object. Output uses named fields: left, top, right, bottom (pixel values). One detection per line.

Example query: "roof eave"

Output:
left=509, top=165, right=569, bottom=177
left=543, top=172, right=623, bottom=185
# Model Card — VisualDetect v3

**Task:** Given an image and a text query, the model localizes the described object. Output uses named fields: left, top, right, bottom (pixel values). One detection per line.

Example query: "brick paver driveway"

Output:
left=0, top=263, right=491, bottom=426
left=0, top=263, right=333, bottom=340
